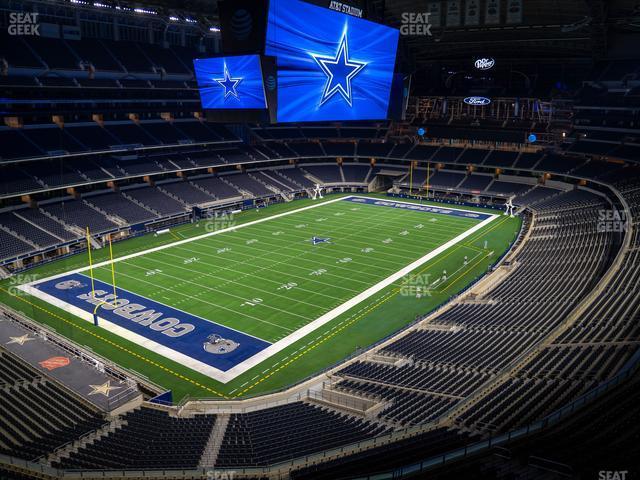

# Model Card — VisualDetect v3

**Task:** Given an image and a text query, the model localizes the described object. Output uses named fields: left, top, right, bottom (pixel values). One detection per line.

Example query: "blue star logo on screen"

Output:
left=311, top=29, right=366, bottom=107
left=214, top=64, right=242, bottom=100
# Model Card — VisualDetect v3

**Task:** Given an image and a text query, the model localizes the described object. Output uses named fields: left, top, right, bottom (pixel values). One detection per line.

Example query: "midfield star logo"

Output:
left=311, top=236, right=331, bottom=245
left=311, top=29, right=366, bottom=107
left=215, top=63, right=242, bottom=100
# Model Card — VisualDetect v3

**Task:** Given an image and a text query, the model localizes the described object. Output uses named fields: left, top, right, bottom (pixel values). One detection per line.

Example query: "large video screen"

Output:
left=265, top=0, right=399, bottom=122
left=193, top=55, right=267, bottom=110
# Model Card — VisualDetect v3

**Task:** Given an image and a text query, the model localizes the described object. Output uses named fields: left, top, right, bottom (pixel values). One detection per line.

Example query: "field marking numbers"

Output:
left=20, top=196, right=499, bottom=384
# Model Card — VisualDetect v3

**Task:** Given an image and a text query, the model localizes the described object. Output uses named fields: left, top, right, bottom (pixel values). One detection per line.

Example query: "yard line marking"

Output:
left=218, top=211, right=498, bottom=383
left=236, top=232, right=495, bottom=396
left=173, top=243, right=362, bottom=295
left=228, top=228, right=440, bottom=272
left=204, top=204, right=457, bottom=280
left=236, top=289, right=398, bottom=397
left=90, top=267, right=295, bottom=334
left=258, top=209, right=465, bottom=261
left=175, top=240, right=373, bottom=287
left=235, top=204, right=459, bottom=260
left=438, top=249, right=494, bottom=293
left=272, top=200, right=477, bottom=230
left=22, top=195, right=351, bottom=285
left=20, top=197, right=500, bottom=384
left=109, top=255, right=322, bottom=320
left=155, top=249, right=345, bottom=302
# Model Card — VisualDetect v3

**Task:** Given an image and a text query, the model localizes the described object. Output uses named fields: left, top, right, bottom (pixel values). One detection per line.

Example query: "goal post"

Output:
left=86, top=228, right=118, bottom=326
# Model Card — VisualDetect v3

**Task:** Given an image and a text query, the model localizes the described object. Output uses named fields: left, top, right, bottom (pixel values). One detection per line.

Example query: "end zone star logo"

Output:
left=215, top=63, right=242, bottom=100
left=311, top=29, right=366, bottom=107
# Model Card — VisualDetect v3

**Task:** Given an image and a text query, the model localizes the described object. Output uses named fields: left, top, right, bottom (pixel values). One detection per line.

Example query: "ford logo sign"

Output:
left=464, top=96, right=491, bottom=106
left=474, top=57, right=495, bottom=70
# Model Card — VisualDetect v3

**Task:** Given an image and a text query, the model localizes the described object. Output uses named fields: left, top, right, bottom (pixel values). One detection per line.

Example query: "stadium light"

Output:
left=133, top=7, right=157, bottom=15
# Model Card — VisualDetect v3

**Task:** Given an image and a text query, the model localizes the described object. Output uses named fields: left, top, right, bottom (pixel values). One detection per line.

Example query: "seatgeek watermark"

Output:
left=597, top=210, right=629, bottom=233
left=8, top=12, right=40, bottom=36
left=400, top=12, right=433, bottom=36
left=203, top=211, right=237, bottom=233
left=598, top=471, right=629, bottom=480
left=206, top=470, right=236, bottom=480
left=400, top=273, right=433, bottom=299
left=7, top=274, right=39, bottom=296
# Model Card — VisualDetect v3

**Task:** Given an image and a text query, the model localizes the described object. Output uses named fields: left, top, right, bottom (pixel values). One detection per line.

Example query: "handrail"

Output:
left=177, top=198, right=527, bottom=410
left=0, top=184, right=635, bottom=479
left=6, top=349, right=636, bottom=480
left=0, top=307, right=165, bottom=397
left=336, top=183, right=637, bottom=480
left=452, top=182, right=632, bottom=417
left=171, top=185, right=627, bottom=473
left=0, top=144, right=627, bottom=215
left=2, top=143, right=619, bottom=269
left=343, top=348, right=640, bottom=480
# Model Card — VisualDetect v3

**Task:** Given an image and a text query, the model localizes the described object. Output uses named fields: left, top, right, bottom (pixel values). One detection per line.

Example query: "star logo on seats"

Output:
left=311, top=29, right=366, bottom=107
left=214, top=64, right=242, bottom=100
left=6, top=334, right=35, bottom=346
left=88, top=380, right=122, bottom=397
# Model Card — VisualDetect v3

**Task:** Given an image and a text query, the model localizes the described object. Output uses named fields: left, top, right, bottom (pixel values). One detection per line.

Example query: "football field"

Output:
left=6, top=195, right=519, bottom=398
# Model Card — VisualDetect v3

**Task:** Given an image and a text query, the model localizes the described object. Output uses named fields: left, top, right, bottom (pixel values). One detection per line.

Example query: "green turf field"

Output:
left=0, top=194, right=521, bottom=401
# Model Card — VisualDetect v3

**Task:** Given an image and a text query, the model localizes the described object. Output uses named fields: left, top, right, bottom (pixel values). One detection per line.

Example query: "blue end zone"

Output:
left=34, top=273, right=271, bottom=372
left=344, top=197, right=493, bottom=221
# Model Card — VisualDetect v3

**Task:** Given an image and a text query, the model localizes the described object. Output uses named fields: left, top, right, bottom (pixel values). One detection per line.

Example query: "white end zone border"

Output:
left=18, top=196, right=499, bottom=383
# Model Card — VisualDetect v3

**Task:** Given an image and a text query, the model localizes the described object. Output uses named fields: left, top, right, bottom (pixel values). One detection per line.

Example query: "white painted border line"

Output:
left=347, top=195, right=495, bottom=218
left=72, top=272, right=272, bottom=343
left=19, top=196, right=499, bottom=383
left=219, top=212, right=498, bottom=382
left=18, top=283, right=230, bottom=380
left=22, top=194, right=350, bottom=285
